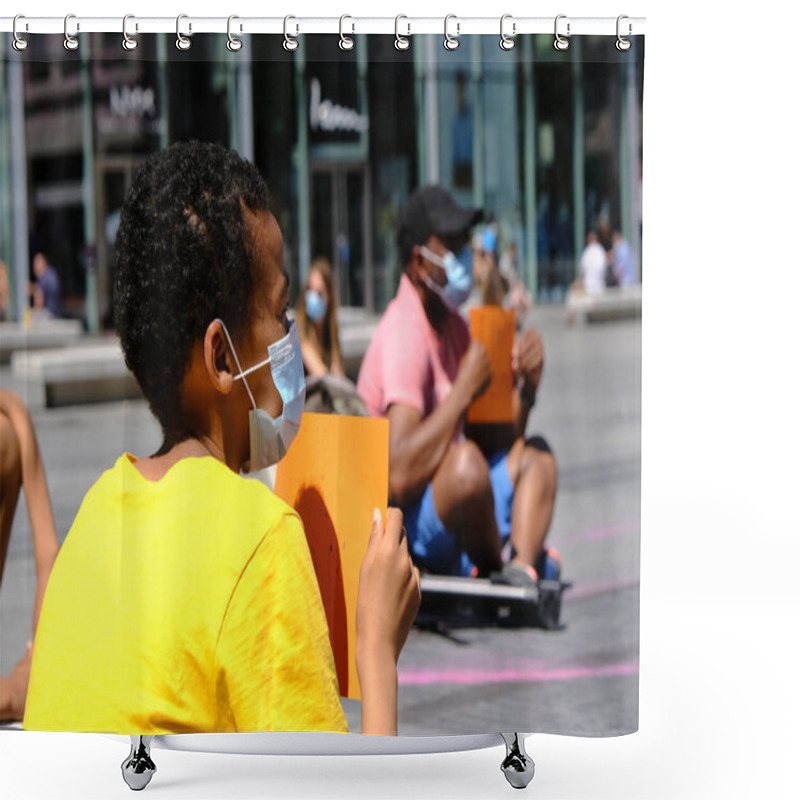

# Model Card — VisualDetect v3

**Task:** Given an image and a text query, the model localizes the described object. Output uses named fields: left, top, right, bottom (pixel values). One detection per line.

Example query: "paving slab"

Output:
left=1, top=305, right=640, bottom=736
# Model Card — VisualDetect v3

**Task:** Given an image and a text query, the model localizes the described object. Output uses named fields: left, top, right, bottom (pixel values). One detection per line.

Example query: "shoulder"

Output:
left=359, top=280, right=431, bottom=381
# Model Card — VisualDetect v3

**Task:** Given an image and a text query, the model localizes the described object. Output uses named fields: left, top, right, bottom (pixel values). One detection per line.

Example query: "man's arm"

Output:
left=511, top=327, right=544, bottom=439
left=387, top=340, right=491, bottom=507
left=464, top=327, right=543, bottom=454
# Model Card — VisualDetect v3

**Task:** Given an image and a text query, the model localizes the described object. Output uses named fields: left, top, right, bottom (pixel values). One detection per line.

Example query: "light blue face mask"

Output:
left=217, top=319, right=306, bottom=473
left=305, top=289, right=327, bottom=323
left=419, top=244, right=474, bottom=311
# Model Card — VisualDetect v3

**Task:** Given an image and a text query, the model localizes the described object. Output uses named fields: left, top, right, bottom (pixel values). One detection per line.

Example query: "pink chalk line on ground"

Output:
left=560, top=521, right=640, bottom=545
left=398, top=660, right=639, bottom=687
left=563, top=575, right=640, bottom=600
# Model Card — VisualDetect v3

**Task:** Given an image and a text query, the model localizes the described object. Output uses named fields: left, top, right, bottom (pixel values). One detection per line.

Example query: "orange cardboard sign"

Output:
left=273, top=412, right=389, bottom=700
left=467, top=306, right=516, bottom=423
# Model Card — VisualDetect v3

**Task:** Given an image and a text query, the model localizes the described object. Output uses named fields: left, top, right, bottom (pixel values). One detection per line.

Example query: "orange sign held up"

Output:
left=467, top=306, right=516, bottom=424
left=273, top=412, right=389, bottom=700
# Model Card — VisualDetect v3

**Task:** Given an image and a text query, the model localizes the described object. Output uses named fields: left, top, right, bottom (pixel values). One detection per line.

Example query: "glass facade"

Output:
left=1, top=33, right=643, bottom=328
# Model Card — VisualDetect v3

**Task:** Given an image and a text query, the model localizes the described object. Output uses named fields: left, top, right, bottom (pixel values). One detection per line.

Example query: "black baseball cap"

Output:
left=398, top=185, right=483, bottom=263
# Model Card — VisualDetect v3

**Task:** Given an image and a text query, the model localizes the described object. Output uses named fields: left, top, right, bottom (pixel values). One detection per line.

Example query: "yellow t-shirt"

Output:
left=24, top=454, right=348, bottom=735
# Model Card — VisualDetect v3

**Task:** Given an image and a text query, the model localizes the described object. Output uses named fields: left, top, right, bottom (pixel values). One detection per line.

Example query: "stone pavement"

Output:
left=0, top=305, right=640, bottom=736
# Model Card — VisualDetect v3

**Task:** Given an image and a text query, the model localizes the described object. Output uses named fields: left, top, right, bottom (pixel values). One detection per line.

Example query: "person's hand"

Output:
left=356, top=508, right=420, bottom=665
left=0, top=641, right=32, bottom=722
left=512, top=327, right=544, bottom=395
left=455, top=339, right=492, bottom=403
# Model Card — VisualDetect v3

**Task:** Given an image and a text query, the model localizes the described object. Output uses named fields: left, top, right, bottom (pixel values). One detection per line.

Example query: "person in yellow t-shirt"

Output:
left=23, top=141, right=420, bottom=736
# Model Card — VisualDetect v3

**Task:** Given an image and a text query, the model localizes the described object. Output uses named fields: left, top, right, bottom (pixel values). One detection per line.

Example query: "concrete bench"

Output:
left=565, top=284, right=642, bottom=324
left=8, top=307, right=380, bottom=408
left=0, top=319, right=84, bottom=364
left=10, top=339, right=141, bottom=408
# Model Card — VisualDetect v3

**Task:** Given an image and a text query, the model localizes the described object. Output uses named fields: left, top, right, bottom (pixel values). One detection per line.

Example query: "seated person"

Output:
left=357, top=185, right=558, bottom=583
left=23, top=142, right=419, bottom=736
left=0, top=390, right=60, bottom=722
left=611, top=230, right=636, bottom=286
left=578, top=230, right=606, bottom=296
left=295, top=256, right=345, bottom=378
left=30, top=252, right=61, bottom=318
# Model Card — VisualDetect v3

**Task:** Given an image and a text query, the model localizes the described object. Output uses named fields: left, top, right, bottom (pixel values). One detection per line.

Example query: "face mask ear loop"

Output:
left=419, top=245, right=447, bottom=269
left=418, top=245, right=447, bottom=297
left=215, top=319, right=258, bottom=410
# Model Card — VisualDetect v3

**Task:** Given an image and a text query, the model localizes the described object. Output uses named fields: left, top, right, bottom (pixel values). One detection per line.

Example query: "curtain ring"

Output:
left=554, top=14, right=570, bottom=51
left=394, top=15, right=410, bottom=51
left=616, top=15, right=632, bottom=51
left=12, top=14, right=29, bottom=52
left=63, top=14, right=79, bottom=51
left=176, top=14, right=192, bottom=51
left=443, top=14, right=460, bottom=51
left=339, top=15, right=354, bottom=51
left=122, top=15, right=138, bottom=51
left=499, top=14, right=515, bottom=51
left=283, top=15, right=298, bottom=51
left=227, top=15, right=242, bottom=51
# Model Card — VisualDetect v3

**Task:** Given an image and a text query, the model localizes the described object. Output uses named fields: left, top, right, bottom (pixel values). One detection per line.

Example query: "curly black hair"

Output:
left=113, top=141, right=270, bottom=451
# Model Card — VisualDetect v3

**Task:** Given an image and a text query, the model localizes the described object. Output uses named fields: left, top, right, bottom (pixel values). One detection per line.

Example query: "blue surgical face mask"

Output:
left=305, top=289, right=327, bottom=323
left=217, top=319, right=306, bottom=473
left=420, top=244, right=474, bottom=311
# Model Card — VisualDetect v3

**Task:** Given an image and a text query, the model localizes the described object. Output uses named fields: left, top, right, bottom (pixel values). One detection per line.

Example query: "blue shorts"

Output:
left=402, top=450, right=514, bottom=577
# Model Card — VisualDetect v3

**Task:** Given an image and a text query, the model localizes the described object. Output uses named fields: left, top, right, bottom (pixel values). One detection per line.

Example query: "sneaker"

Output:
left=535, top=547, right=561, bottom=582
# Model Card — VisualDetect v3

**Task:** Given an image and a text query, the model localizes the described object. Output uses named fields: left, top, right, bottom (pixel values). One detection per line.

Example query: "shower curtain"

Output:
left=0, top=20, right=643, bottom=744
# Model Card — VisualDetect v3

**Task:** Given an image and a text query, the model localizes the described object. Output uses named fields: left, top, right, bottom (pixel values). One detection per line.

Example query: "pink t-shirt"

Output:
left=357, top=274, right=471, bottom=422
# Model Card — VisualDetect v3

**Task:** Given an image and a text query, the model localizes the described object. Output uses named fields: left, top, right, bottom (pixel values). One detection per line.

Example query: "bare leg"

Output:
left=505, top=438, right=558, bottom=568
left=0, top=410, right=22, bottom=584
left=0, top=391, right=60, bottom=722
left=0, top=391, right=59, bottom=633
left=431, top=440, right=503, bottom=574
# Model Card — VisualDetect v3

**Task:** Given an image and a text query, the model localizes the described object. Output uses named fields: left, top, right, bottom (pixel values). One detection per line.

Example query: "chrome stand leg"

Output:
left=121, top=735, right=156, bottom=791
left=500, top=733, right=535, bottom=789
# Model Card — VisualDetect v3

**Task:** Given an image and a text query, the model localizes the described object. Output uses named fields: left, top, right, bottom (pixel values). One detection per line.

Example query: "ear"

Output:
left=409, top=244, right=425, bottom=282
left=203, top=319, right=236, bottom=394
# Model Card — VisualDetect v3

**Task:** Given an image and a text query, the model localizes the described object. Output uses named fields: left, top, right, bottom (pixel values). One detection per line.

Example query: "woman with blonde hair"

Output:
left=295, top=257, right=345, bottom=378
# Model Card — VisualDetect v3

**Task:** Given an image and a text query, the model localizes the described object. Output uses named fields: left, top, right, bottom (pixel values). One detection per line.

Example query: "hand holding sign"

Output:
left=274, top=412, right=400, bottom=701
left=512, top=326, right=544, bottom=398
left=467, top=306, right=517, bottom=424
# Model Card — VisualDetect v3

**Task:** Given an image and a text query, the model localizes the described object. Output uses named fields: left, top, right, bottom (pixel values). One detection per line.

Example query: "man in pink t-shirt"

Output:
left=357, top=186, right=558, bottom=582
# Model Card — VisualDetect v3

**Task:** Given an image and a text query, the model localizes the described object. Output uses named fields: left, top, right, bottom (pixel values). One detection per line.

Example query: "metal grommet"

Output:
left=499, top=13, right=515, bottom=51
left=394, top=14, right=410, bottom=51
left=554, top=14, right=570, bottom=51
left=339, top=15, right=354, bottom=51
left=12, top=14, right=29, bottom=52
left=283, top=15, right=298, bottom=51
left=63, top=14, right=79, bottom=51
left=122, top=14, right=138, bottom=51
left=227, top=15, right=242, bottom=51
left=443, top=14, right=460, bottom=51
left=616, top=15, right=632, bottom=51
left=176, top=14, right=192, bottom=51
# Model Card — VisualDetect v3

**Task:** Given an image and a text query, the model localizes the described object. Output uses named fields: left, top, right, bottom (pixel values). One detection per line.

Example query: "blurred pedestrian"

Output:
left=611, top=230, right=636, bottom=286
left=30, top=252, right=61, bottom=318
left=578, top=230, right=606, bottom=295
left=295, top=256, right=345, bottom=378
